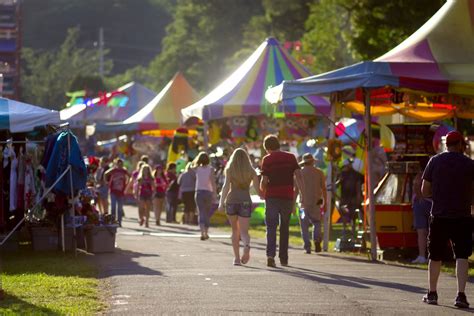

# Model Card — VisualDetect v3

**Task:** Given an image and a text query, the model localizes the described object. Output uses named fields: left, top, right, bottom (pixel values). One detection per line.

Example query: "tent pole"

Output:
left=364, top=89, right=378, bottom=261
left=323, top=94, right=336, bottom=252
left=203, top=121, right=209, bottom=151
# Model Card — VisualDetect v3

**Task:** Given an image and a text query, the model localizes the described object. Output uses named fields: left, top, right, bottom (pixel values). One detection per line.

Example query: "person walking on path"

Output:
left=129, top=161, right=145, bottom=224
left=219, top=148, right=261, bottom=265
left=421, top=131, right=474, bottom=308
left=105, top=158, right=130, bottom=226
left=95, top=157, right=110, bottom=215
left=260, top=135, right=304, bottom=267
left=411, top=158, right=431, bottom=264
left=178, top=162, right=196, bottom=225
left=165, top=163, right=180, bottom=223
left=136, top=164, right=155, bottom=227
left=153, top=164, right=168, bottom=226
left=193, top=152, right=217, bottom=240
left=297, top=153, right=327, bottom=254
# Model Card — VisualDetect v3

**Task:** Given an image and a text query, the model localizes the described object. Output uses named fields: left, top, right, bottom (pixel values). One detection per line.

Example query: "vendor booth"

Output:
left=374, top=123, right=436, bottom=249
left=266, top=0, right=474, bottom=259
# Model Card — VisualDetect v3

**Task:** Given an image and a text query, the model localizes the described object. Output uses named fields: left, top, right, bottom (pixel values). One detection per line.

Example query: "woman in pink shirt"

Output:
left=137, top=164, right=155, bottom=227
left=153, top=164, right=168, bottom=226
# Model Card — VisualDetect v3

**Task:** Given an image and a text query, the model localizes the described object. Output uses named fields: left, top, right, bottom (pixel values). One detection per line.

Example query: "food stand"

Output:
left=373, top=123, right=435, bottom=249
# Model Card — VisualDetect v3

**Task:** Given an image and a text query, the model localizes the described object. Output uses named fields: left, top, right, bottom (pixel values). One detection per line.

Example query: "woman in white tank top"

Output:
left=193, top=152, right=217, bottom=240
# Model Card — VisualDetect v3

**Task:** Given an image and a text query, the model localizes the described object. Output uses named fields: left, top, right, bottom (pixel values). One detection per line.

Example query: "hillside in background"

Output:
left=22, top=0, right=174, bottom=74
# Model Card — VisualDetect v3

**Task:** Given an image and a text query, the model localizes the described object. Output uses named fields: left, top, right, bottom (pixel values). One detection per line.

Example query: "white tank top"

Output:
left=195, top=166, right=214, bottom=192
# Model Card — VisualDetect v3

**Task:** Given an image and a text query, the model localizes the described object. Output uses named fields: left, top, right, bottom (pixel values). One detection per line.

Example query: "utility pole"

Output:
left=99, top=27, right=104, bottom=77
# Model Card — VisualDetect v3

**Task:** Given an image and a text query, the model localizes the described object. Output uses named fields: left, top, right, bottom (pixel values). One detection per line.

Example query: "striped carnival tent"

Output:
left=123, top=72, right=200, bottom=131
left=181, top=37, right=329, bottom=122
left=266, top=0, right=474, bottom=121
left=60, top=82, right=157, bottom=127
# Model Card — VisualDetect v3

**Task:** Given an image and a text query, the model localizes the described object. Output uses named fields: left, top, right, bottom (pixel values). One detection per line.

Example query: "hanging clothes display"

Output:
left=16, top=149, right=25, bottom=210
left=9, top=150, right=17, bottom=212
left=24, top=157, right=36, bottom=210
left=45, top=131, right=87, bottom=195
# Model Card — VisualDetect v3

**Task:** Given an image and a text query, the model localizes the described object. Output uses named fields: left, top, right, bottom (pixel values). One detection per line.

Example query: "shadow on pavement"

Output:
left=90, top=249, right=163, bottom=278
left=281, top=265, right=426, bottom=293
left=120, top=218, right=200, bottom=235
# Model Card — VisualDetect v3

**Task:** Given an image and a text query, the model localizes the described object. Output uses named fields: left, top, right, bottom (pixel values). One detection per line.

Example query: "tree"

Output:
left=21, top=27, right=112, bottom=110
left=302, top=0, right=355, bottom=74
left=69, top=75, right=107, bottom=96
left=227, top=0, right=312, bottom=73
left=147, top=0, right=263, bottom=93
left=349, top=0, right=445, bottom=60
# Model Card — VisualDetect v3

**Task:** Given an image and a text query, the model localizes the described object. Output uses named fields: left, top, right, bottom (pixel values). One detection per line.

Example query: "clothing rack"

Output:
left=0, top=122, right=78, bottom=254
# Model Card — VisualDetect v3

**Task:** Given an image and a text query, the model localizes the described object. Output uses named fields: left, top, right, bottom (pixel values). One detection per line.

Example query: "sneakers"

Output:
left=454, top=292, right=470, bottom=308
left=233, top=258, right=241, bottom=266
left=267, top=257, right=276, bottom=268
left=411, top=256, right=428, bottom=264
left=422, top=291, right=438, bottom=305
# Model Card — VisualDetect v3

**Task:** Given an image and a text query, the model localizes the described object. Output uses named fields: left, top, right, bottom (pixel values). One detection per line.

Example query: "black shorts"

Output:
left=154, top=192, right=165, bottom=199
left=428, top=217, right=473, bottom=261
left=226, top=202, right=252, bottom=218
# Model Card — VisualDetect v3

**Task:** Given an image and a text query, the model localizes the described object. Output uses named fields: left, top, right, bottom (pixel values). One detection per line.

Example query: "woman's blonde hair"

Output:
left=137, top=164, right=153, bottom=182
left=225, top=148, right=255, bottom=189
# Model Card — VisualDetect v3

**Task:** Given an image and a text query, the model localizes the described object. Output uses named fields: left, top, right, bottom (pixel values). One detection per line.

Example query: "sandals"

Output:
left=233, top=258, right=241, bottom=266
left=241, top=245, right=250, bottom=264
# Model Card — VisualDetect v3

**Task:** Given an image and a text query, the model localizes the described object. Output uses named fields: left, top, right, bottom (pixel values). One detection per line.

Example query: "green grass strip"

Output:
left=0, top=250, right=105, bottom=315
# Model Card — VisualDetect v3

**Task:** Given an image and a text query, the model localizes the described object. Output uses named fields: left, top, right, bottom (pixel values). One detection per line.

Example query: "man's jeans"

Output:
left=166, top=191, right=179, bottom=222
left=299, top=212, right=321, bottom=251
left=110, top=193, right=124, bottom=225
left=265, top=198, right=294, bottom=261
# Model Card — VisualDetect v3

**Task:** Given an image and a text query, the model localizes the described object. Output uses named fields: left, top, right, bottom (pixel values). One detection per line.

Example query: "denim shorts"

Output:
left=225, top=202, right=252, bottom=218
left=413, top=198, right=431, bottom=229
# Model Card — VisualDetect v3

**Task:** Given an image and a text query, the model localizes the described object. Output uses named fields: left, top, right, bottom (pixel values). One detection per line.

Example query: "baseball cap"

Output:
left=446, top=131, right=464, bottom=146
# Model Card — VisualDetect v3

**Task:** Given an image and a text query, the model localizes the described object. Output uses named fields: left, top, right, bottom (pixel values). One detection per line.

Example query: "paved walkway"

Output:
left=91, top=205, right=474, bottom=315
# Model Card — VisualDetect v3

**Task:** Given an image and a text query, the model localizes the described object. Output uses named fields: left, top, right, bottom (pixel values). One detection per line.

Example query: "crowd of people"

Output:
left=84, top=130, right=473, bottom=309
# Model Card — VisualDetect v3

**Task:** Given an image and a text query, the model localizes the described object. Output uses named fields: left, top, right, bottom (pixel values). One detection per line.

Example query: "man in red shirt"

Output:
left=260, top=135, right=304, bottom=267
left=105, top=158, right=130, bottom=227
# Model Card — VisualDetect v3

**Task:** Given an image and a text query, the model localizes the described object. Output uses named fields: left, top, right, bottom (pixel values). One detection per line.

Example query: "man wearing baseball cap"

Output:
left=421, top=130, right=474, bottom=308
left=297, top=153, right=327, bottom=253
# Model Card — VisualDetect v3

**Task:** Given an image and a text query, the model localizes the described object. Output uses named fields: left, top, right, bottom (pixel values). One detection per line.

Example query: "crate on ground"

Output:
left=64, top=226, right=86, bottom=251
left=31, top=226, right=58, bottom=251
left=84, top=225, right=117, bottom=253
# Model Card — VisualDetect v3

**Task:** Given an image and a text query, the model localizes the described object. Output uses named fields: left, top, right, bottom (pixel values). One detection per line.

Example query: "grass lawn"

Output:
left=0, top=250, right=105, bottom=315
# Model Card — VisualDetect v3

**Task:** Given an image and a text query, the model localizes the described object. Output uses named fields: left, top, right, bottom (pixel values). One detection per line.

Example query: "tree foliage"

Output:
left=21, top=28, right=112, bottom=109
left=146, top=0, right=263, bottom=93
left=348, top=0, right=445, bottom=60
left=20, top=0, right=446, bottom=108
left=302, top=0, right=355, bottom=74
